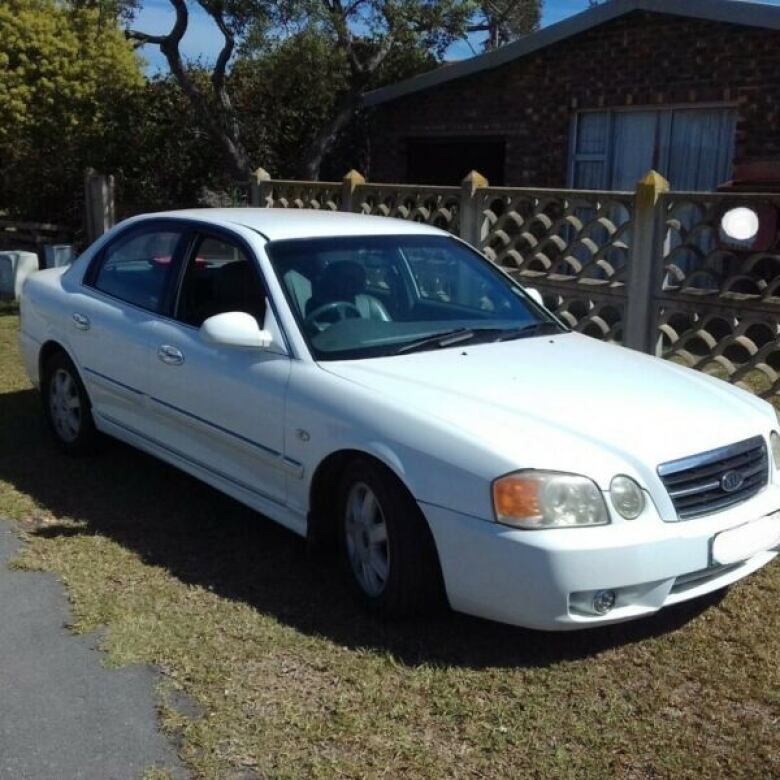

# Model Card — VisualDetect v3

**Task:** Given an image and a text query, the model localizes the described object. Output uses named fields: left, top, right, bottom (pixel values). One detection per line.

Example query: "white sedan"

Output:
left=18, top=209, right=780, bottom=630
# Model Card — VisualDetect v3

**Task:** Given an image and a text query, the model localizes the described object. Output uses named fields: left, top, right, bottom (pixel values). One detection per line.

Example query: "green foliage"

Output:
left=105, top=76, right=231, bottom=216
left=231, top=30, right=434, bottom=177
left=0, top=0, right=544, bottom=219
left=0, top=0, right=143, bottom=224
left=471, top=1, right=542, bottom=49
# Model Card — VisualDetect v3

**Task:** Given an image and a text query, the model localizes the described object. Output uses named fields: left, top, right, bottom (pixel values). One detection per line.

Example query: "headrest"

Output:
left=318, top=261, right=367, bottom=301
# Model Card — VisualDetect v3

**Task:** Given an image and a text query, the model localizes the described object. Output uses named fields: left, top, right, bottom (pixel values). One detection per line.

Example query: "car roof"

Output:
left=143, top=208, right=448, bottom=242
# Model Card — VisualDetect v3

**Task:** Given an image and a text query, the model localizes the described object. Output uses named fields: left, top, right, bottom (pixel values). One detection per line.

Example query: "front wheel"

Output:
left=338, top=459, right=443, bottom=618
left=42, top=351, right=99, bottom=454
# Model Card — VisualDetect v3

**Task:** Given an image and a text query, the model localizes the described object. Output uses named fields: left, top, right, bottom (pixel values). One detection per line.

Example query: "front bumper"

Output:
left=422, top=484, right=780, bottom=631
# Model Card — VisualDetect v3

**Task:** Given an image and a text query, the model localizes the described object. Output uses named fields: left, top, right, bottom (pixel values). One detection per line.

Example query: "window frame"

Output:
left=568, top=103, right=739, bottom=191
left=84, top=220, right=190, bottom=315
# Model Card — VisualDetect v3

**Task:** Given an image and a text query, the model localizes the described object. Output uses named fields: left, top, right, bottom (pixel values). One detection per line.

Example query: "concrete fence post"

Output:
left=250, top=167, right=272, bottom=207
left=623, top=170, right=669, bottom=353
left=341, top=170, right=366, bottom=213
left=84, top=169, right=116, bottom=244
left=459, top=170, right=489, bottom=248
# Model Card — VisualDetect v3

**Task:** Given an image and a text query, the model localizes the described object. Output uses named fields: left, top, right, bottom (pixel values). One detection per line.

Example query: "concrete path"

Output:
left=0, top=521, right=185, bottom=779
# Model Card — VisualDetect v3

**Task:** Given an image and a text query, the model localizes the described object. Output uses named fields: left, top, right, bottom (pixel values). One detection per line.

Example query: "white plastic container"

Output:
left=44, top=244, right=76, bottom=269
left=0, top=251, right=39, bottom=300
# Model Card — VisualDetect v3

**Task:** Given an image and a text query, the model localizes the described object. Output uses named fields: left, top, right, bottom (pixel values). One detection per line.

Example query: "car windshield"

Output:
left=266, top=234, right=564, bottom=360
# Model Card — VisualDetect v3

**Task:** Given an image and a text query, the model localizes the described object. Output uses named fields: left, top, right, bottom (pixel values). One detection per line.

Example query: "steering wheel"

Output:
left=304, top=301, right=362, bottom=332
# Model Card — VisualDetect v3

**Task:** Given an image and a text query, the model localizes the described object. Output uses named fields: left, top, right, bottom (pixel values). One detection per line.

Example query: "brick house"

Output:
left=364, top=0, right=780, bottom=191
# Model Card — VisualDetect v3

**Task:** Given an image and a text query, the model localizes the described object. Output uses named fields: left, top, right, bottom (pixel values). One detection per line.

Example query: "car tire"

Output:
left=42, top=351, right=99, bottom=455
left=338, top=458, right=443, bottom=618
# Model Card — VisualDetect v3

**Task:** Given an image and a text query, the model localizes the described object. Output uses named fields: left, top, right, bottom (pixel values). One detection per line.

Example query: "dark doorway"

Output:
left=406, top=137, right=506, bottom=186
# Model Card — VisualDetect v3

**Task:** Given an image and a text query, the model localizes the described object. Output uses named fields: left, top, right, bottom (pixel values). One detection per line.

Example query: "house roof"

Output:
left=363, top=0, right=780, bottom=107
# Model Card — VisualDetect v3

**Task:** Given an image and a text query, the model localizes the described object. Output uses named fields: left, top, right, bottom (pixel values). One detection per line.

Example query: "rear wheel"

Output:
left=42, top=351, right=98, bottom=454
left=338, top=459, right=443, bottom=618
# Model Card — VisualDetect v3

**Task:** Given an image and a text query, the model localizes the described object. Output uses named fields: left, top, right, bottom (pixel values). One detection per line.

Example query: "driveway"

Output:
left=0, top=520, right=184, bottom=779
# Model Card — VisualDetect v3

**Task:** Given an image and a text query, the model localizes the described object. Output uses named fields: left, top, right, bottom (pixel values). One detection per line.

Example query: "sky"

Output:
left=134, top=0, right=780, bottom=73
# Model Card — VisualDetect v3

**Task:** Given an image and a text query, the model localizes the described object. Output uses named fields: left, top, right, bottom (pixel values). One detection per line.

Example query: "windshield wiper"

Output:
left=395, top=328, right=478, bottom=355
left=396, top=322, right=564, bottom=354
left=493, top=321, right=563, bottom=342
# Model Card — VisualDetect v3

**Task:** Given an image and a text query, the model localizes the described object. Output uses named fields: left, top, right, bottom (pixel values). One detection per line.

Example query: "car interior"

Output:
left=176, top=237, right=267, bottom=328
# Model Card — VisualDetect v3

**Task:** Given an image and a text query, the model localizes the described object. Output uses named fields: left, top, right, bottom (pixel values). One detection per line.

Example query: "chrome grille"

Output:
left=658, top=436, right=769, bottom=520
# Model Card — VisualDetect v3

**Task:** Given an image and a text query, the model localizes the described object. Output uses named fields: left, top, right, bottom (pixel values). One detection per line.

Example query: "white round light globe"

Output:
left=720, top=207, right=760, bottom=242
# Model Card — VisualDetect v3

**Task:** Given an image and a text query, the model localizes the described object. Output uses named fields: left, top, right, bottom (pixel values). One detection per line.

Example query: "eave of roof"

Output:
left=363, top=0, right=780, bottom=108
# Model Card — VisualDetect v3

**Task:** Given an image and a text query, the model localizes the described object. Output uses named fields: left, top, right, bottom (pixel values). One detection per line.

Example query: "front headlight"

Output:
left=610, top=475, right=645, bottom=520
left=492, top=471, right=609, bottom=529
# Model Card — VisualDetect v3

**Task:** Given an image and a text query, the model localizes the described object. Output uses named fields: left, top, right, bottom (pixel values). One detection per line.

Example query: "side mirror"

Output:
left=200, top=311, right=272, bottom=349
left=524, top=287, right=544, bottom=307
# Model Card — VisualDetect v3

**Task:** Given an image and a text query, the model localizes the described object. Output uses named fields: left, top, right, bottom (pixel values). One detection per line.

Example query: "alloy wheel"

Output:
left=344, top=481, right=390, bottom=597
left=49, top=368, right=82, bottom=443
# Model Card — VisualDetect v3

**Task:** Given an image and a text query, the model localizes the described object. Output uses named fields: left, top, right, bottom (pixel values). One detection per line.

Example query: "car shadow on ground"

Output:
left=0, top=387, right=724, bottom=670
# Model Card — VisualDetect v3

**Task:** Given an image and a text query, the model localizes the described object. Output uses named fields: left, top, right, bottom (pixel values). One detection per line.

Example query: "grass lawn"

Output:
left=0, top=306, right=778, bottom=778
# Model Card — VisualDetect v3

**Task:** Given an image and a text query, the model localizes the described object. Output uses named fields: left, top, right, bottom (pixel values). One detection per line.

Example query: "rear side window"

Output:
left=90, top=228, right=183, bottom=312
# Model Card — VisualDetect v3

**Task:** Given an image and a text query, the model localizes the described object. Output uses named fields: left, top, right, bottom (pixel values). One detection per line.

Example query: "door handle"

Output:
left=71, top=312, right=90, bottom=331
left=157, top=344, right=184, bottom=366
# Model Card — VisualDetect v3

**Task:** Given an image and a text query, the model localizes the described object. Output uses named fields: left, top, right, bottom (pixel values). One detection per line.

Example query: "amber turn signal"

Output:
left=493, top=476, right=542, bottom=523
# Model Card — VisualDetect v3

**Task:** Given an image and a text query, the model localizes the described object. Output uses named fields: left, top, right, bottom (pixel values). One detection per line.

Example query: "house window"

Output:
left=570, top=107, right=737, bottom=191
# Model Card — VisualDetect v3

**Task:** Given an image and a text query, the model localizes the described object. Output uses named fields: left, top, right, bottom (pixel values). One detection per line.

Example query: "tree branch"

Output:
left=126, top=0, right=249, bottom=176
left=126, top=29, right=166, bottom=45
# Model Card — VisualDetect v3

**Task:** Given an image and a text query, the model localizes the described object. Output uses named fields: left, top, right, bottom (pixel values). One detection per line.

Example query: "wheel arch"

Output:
left=38, top=340, right=91, bottom=403
left=39, top=339, right=73, bottom=383
left=307, top=448, right=428, bottom=549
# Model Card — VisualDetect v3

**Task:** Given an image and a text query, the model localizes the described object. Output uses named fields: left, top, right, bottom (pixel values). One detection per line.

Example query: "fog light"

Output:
left=593, top=589, right=616, bottom=615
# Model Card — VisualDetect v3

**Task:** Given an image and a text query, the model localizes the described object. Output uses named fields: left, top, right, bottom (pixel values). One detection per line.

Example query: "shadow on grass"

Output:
left=0, top=387, right=724, bottom=670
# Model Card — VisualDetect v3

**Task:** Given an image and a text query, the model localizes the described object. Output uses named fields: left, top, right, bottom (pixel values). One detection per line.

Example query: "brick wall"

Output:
left=368, top=10, right=780, bottom=187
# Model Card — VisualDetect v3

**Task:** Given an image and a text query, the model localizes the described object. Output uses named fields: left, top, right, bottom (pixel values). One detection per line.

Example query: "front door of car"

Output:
left=146, top=231, right=290, bottom=506
left=72, top=222, right=187, bottom=439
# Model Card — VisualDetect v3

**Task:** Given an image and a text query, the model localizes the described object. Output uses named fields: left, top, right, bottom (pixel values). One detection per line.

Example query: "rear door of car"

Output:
left=145, top=226, right=291, bottom=507
left=71, top=220, right=188, bottom=439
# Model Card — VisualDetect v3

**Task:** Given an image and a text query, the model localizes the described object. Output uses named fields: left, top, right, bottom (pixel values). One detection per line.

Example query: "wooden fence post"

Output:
left=459, top=170, right=489, bottom=248
left=341, top=170, right=366, bottom=213
left=623, top=170, right=669, bottom=353
left=250, top=167, right=272, bottom=207
left=84, top=169, right=115, bottom=244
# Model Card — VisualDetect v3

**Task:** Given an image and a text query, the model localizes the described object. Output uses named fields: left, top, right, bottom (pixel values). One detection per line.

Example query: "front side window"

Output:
left=91, top=228, right=182, bottom=312
left=176, top=235, right=267, bottom=328
left=267, top=234, right=562, bottom=360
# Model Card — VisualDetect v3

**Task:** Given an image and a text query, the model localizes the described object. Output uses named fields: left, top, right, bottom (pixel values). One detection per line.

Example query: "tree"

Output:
left=232, top=28, right=435, bottom=179
left=0, top=0, right=143, bottom=223
left=467, top=1, right=541, bottom=50
left=277, top=0, right=471, bottom=179
left=267, top=0, right=540, bottom=179
left=126, top=0, right=277, bottom=179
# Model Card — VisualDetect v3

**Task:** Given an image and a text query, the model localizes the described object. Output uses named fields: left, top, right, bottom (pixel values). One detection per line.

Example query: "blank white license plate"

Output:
left=711, top=511, right=780, bottom=566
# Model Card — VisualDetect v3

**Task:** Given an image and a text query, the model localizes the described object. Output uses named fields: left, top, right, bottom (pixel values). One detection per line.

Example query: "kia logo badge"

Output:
left=721, top=470, right=745, bottom=493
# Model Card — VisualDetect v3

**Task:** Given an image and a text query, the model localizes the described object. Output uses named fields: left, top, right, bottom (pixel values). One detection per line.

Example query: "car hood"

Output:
left=322, top=333, right=770, bottom=488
